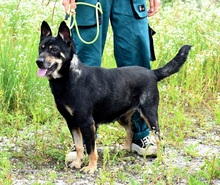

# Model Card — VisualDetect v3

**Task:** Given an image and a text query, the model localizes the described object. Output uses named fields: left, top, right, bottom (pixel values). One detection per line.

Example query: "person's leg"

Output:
left=71, top=0, right=113, bottom=66
left=111, top=0, right=157, bottom=156
left=72, top=27, right=102, bottom=66
left=110, top=0, right=151, bottom=68
left=71, top=0, right=103, bottom=66
left=99, top=0, right=112, bottom=52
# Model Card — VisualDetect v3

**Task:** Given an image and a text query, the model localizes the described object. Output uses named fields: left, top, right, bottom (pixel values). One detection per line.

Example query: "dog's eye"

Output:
left=51, top=47, right=58, bottom=53
left=39, top=45, right=45, bottom=52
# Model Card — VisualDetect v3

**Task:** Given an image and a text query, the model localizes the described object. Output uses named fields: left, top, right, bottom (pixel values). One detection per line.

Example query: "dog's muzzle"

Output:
left=36, top=57, right=49, bottom=77
left=36, top=57, right=59, bottom=77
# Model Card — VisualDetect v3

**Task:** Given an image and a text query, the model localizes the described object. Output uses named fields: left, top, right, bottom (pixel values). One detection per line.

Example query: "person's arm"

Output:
left=148, top=0, right=160, bottom=17
left=62, top=0, right=76, bottom=14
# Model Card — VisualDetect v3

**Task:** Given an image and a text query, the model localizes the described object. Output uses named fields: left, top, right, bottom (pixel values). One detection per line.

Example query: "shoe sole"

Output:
left=131, top=143, right=157, bottom=157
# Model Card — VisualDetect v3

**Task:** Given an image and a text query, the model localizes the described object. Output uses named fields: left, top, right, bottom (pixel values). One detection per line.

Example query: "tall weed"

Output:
left=0, top=0, right=64, bottom=123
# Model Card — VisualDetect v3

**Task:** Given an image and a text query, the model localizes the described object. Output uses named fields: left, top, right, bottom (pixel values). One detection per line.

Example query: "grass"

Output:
left=0, top=0, right=220, bottom=184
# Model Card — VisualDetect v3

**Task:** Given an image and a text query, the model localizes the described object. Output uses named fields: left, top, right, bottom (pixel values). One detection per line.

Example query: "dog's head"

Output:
left=36, top=21, right=75, bottom=79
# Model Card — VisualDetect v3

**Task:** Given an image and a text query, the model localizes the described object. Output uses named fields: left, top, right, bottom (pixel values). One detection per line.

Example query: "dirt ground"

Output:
left=1, top=125, right=220, bottom=185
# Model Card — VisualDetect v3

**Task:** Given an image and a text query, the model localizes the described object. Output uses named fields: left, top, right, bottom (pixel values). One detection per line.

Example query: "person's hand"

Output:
left=62, top=0, right=76, bottom=14
left=148, top=0, right=160, bottom=17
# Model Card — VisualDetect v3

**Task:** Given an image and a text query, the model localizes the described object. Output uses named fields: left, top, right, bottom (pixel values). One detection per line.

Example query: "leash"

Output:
left=65, top=2, right=103, bottom=44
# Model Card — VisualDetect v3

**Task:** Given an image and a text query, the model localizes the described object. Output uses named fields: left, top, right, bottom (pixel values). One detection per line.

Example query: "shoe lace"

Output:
left=141, top=135, right=156, bottom=148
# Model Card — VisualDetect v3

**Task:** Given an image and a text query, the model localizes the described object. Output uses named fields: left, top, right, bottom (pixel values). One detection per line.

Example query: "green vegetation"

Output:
left=0, top=0, right=219, bottom=184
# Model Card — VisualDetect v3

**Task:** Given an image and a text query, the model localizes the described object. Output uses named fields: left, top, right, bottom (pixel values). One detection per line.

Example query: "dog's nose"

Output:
left=36, top=57, right=44, bottom=68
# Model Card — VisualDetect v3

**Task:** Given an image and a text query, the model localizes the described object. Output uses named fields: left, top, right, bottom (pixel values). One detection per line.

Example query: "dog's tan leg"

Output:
left=140, top=111, right=161, bottom=144
left=122, top=124, right=133, bottom=151
left=69, top=128, right=84, bottom=169
left=80, top=142, right=98, bottom=173
left=118, top=114, right=133, bottom=151
left=80, top=123, right=98, bottom=173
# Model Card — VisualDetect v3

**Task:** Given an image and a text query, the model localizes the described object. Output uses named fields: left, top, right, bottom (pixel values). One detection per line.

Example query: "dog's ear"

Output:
left=41, top=21, right=52, bottom=40
left=58, top=21, right=71, bottom=42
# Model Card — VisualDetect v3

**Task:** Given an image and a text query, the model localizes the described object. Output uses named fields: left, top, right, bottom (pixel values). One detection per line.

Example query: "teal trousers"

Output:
left=71, top=0, right=151, bottom=141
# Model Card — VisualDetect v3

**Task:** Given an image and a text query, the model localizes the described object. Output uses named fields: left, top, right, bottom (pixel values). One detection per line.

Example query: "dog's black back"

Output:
left=36, top=21, right=191, bottom=173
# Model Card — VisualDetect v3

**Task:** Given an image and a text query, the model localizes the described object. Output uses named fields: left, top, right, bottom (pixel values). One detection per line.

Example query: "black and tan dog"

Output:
left=36, top=21, right=191, bottom=173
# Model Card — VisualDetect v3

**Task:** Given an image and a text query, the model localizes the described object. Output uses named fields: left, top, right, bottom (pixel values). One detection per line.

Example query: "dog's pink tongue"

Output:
left=38, top=68, right=47, bottom=77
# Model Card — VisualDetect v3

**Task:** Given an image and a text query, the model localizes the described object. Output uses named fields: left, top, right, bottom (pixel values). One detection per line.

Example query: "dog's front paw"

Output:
left=69, top=159, right=83, bottom=169
left=80, top=164, right=97, bottom=173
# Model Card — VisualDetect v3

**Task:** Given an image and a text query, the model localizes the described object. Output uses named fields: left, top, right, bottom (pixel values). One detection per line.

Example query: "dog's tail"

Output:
left=153, top=45, right=191, bottom=81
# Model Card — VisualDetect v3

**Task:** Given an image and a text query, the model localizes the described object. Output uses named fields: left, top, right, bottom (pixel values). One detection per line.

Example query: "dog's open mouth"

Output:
left=38, top=63, right=58, bottom=77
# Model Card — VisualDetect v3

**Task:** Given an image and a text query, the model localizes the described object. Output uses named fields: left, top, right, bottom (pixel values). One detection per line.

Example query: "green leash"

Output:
left=65, top=2, right=103, bottom=44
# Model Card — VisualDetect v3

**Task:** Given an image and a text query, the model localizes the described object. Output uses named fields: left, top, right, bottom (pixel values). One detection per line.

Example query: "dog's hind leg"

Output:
left=140, top=105, right=160, bottom=142
left=118, top=113, right=134, bottom=151
left=69, top=128, right=84, bottom=169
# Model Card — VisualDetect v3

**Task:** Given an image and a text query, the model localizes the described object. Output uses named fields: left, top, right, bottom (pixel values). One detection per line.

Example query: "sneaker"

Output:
left=131, top=135, right=157, bottom=157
